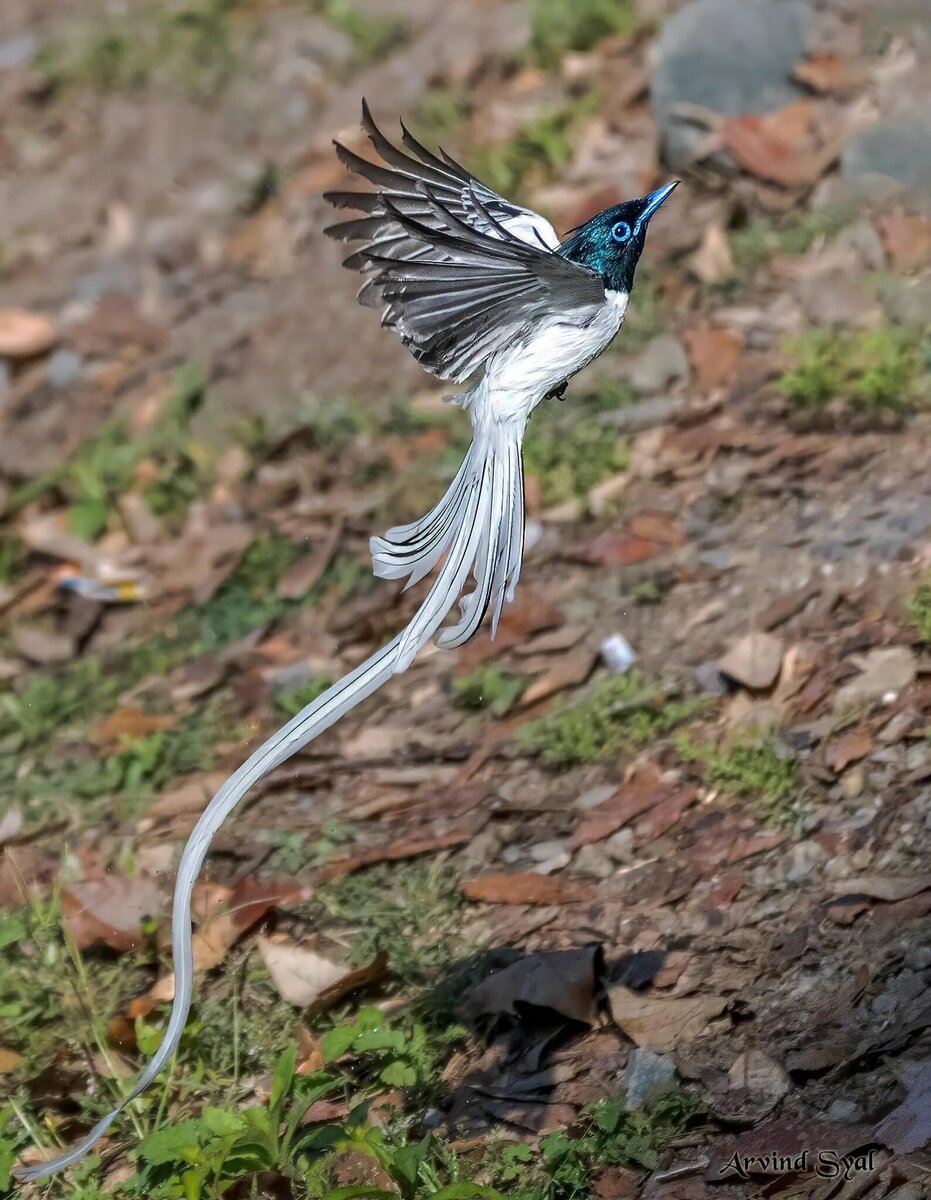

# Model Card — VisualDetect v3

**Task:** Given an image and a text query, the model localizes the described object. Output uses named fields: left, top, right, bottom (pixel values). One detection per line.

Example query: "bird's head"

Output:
left=558, top=182, right=678, bottom=295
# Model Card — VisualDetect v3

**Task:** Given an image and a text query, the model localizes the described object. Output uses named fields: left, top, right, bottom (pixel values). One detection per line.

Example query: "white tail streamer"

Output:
left=16, top=413, right=526, bottom=1182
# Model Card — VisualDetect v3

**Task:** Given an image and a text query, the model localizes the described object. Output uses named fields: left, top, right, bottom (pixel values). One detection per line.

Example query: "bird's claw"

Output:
left=546, top=381, right=568, bottom=402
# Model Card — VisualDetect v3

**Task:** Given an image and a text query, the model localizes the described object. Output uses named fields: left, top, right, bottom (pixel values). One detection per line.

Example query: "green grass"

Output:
left=729, top=205, right=856, bottom=274
left=529, top=0, right=641, bottom=66
left=777, top=329, right=928, bottom=415
left=35, top=0, right=242, bottom=99
left=677, top=735, right=802, bottom=825
left=320, top=860, right=464, bottom=988
left=452, top=665, right=527, bottom=718
left=908, top=579, right=931, bottom=643
left=521, top=671, right=700, bottom=767
left=318, top=0, right=408, bottom=64
left=274, top=676, right=334, bottom=719
left=524, top=407, right=629, bottom=509
left=470, top=99, right=596, bottom=202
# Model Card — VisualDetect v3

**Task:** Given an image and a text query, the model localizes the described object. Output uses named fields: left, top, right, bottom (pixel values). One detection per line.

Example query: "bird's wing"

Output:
left=324, top=101, right=605, bottom=383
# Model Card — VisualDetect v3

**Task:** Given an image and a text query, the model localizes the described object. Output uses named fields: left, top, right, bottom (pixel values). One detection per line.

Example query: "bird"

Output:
left=15, top=101, right=676, bottom=1182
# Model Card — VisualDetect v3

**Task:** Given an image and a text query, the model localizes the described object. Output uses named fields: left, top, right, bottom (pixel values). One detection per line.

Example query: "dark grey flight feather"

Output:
left=323, top=99, right=604, bottom=382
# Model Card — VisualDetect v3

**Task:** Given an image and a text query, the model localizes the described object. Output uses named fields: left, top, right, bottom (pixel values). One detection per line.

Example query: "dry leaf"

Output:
left=572, top=775, right=667, bottom=848
left=688, top=224, right=735, bottom=284
left=521, top=646, right=596, bottom=707
left=317, top=832, right=470, bottom=881
left=792, top=53, right=862, bottom=95
left=257, top=937, right=350, bottom=1006
left=0, top=1047, right=23, bottom=1073
left=462, top=872, right=596, bottom=905
left=11, top=625, right=76, bottom=666
left=468, top=947, right=600, bottom=1025
left=683, top=324, right=743, bottom=393
left=825, top=727, right=873, bottom=773
left=61, top=876, right=164, bottom=952
left=96, top=707, right=175, bottom=749
left=572, top=512, right=683, bottom=568
left=457, top=592, right=563, bottom=669
left=608, top=988, right=727, bottom=1052
left=276, top=521, right=342, bottom=601
left=0, top=308, right=55, bottom=359
left=720, top=101, right=838, bottom=188
left=717, top=631, right=784, bottom=691
left=874, top=1061, right=931, bottom=1154
left=878, top=210, right=931, bottom=272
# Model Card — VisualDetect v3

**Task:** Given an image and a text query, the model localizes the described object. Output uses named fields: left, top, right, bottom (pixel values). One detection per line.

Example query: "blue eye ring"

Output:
left=611, top=220, right=632, bottom=244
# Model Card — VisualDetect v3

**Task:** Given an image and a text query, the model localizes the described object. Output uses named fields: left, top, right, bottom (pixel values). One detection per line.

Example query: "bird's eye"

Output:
left=611, top=221, right=632, bottom=244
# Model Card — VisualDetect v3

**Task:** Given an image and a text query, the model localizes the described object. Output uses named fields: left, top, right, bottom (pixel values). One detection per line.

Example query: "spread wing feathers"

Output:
left=371, top=421, right=524, bottom=670
left=324, top=101, right=604, bottom=382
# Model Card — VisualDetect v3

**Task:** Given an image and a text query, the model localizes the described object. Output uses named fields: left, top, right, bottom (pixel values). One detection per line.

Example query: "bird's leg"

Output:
left=545, top=380, right=568, bottom=402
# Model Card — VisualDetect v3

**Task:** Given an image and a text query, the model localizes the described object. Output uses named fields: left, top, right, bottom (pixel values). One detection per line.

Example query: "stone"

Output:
left=575, top=783, right=617, bottom=811
left=784, top=839, right=826, bottom=882
left=627, top=334, right=688, bottom=394
left=47, top=349, right=82, bottom=388
left=573, top=842, right=615, bottom=880
left=605, top=827, right=635, bottom=863
left=623, top=1048, right=677, bottom=1110
left=842, top=112, right=931, bottom=202
left=717, top=631, right=784, bottom=691
left=651, top=0, right=811, bottom=170
left=834, top=646, right=917, bottom=712
left=528, top=840, right=568, bottom=863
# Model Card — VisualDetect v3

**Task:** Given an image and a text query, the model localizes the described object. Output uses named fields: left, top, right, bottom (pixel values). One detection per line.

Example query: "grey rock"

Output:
left=693, top=661, right=729, bottom=696
left=784, top=839, right=826, bottom=883
left=601, top=394, right=681, bottom=433
left=575, top=783, right=617, bottom=811
left=627, top=334, right=688, bottom=394
left=0, top=34, right=36, bottom=70
left=826, top=1098, right=860, bottom=1122
left=842, top=112, right=931, bottom=200
left=652, top=0, right=811, bottom=170
left=905, top=945, right=931, bottom=971
left=605, top=827, right=635, bottom=863
left=528, top=840, right=568, bottom=863
left=47, top=349, right=82, bottom=388
left=624, top=1048, right=677, bottom=1110
left=573, top=842, right=615, bottom=880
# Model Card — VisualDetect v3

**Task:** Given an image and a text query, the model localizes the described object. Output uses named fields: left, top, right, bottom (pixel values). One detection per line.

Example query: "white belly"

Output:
left=483, top=290, right=628, bottom=422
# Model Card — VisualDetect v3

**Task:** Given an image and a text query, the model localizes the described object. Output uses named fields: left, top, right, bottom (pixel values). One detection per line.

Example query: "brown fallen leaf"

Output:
left=717, top=631, right=784, bottom=691
left=720, top=101, right=838, bottom=188
left=572, top=512, right=684, bottom=568
left=462, top=872, right=596, bottom=906
left=0, top=1046, right=23, bottom=1073
left=878, top=210, right=931, bottom=273
left=61, top=876, right=164, bottom=952
left=572, top=774, right=667, bottom=848
left=96, top=706, right=175, bottom=750
left=468, top=947, right=601, bottom=1025
left=307, top=951, right=390, bottom=1016
left=0, top=307, right=55, bottom=359
left=521, top=646, right=597, bottom=707
left=608, top=987, right=727, bottom=1053
left=593, top=1166, right=640, bottom=1199
left=828, top=875, right=931, bottom=902
left=688, top=223, right=735, bottom=284
left=458, top=591, right=563, bottom=669
left=317, top=832, right=470, bottom=881
left=792, top=53, right=863, bottom=95
left=635, top=787, right=696, bottom=841
left=258, top=936, right=363, bottom=1007
left=825, top=727, right=872, bottom=773
left=683, top=324, right=743, bottom=393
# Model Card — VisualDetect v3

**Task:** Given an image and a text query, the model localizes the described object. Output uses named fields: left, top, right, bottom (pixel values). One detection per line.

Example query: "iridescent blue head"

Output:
left=557, top=182, right=678, bottom=294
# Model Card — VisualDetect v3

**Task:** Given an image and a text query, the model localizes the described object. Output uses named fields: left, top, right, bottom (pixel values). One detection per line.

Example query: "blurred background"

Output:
left=1, top=0, right=931, bottom=1197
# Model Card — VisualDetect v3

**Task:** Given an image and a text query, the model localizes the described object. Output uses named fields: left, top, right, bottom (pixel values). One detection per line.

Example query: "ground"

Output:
left=0, top=0, right=930, bottom=1198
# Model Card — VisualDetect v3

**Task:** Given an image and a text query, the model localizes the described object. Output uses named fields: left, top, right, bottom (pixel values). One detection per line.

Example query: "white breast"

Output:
left=484, top=290, right=628, bottom=422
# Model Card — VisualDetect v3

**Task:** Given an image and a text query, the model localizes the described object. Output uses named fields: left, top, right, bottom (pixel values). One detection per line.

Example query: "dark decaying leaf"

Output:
left=468, top=946, right=602, bottom=1025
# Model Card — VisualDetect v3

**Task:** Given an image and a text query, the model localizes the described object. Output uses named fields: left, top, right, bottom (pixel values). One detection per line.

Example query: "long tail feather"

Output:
left=15, top=411, right=526, bottom=1184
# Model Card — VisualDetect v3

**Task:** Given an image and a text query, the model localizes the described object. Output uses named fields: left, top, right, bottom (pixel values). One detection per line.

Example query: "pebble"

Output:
left=627, top=334, right=688, bottom=394
left=624, top=1049, right=677, bottom=1110
left=826, top=1099, right=860, bottom=1122
left=573, top=842, right=615, bottom=880
left=842, top=111, right=931, bottom=201
left=783, top=839, right=826, bottom=883
left=605, top=827, right=635, bottom=863
left=528, top=840, right=568, bottom=863
left=575, top=783, right=617, bottom=811
left=47, top=348, right=82, bottom=388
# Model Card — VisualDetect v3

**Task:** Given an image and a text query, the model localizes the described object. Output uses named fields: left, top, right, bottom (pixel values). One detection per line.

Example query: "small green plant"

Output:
left=908, top=579, right=931, bottom=643
left=677, top=735, right=802, bottom=824
left=470, top=99, right=596, bottom=200
left=530, top=0, right=641, bottom=65
left=274, top=676, right=333, bottom=719
left=321, top=861, right=464, bottom=986
left=524, top=410, right=628, bottom=508
left=730, top=206, right=855, bottom=273
left=452, top=665, right=527, bottom=717
left=320, top=0, right=408, bottom=63
left=521, top=672, right=700, bottom=766
left=485, top=1091, right=700, bottom=1199
left=777, top=329, right=926, bottom=414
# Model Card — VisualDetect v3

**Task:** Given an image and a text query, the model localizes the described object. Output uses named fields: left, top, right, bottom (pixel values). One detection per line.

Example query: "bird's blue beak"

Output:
left=640, top=181, right=679, bottom=224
